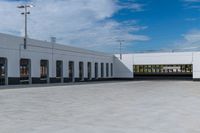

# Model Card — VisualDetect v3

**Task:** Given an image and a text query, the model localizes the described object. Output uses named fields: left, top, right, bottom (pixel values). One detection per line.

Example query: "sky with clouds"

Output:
left=1, top=0, right=200, bottom=53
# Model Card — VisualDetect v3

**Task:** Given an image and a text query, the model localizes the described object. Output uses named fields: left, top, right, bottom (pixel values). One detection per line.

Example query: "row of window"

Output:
left=54, top=61, right=113, bottom=80
left=0, top=57, right=113, bottom=84
left=134, top=64, right=193, bottom=74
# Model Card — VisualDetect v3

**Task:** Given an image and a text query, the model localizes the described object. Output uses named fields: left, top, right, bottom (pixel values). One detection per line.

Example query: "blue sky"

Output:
left=115, top=0, right=200, bottom=52
left=1, top=0, right=200, bottom=53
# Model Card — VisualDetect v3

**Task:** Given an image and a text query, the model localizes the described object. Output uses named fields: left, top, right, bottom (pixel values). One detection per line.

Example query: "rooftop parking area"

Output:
left=1, top=81, right=200, bottom=133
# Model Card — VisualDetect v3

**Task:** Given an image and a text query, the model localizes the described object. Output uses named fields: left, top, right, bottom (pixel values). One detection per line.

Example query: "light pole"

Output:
left=17, top=4, right=34, bottom=49
left=117, top=40, right=125, bottom=60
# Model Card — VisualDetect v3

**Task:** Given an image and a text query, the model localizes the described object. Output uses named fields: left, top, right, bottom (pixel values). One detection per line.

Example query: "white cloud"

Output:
left=184, top=0, right=200, bottom=2
left=185, top=18, right=197, bottom=21
left=183, top=30, right=200, bottom=43
left=183, top=0, right=200, bottom=9
left=172, top=29, right=200, bottom=51
left=0, top=0, right=149, bottom=53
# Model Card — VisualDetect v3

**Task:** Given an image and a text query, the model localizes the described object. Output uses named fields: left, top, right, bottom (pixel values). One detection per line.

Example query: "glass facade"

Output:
left=134, top=64, right=192, bottom=75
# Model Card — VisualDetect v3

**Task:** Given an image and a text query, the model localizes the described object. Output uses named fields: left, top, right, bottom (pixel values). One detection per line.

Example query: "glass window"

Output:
left=0, top=58, right=6, bottom=85
left=88, top=62, right=92, bottom=79
left=79, top=62, right=84, bottom=80
left=40, top=60, right=48, bottom=79
left=111, top=63, right=113, bottom=77
left=134, top=64, right=192, bottom=75
left=56, top=61, right=63, bottom=78
left=139, top=66, right=144, bottom=73
left=95, top=63, right=98, bottom=79
left=101, top=63, right=104, bottom=78
left=106, top=63, right=109, bottom=77
left=148, top=65, right=152, bottom=73
left=20, top=59, right=31, bottom=83
left=69, top=61, right=74, bottom=81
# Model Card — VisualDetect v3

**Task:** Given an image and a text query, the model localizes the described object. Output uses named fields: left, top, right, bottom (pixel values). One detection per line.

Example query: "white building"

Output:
left=0, top=33, right=199, bottom=85
left=0, top=33, right=114, bottom=85
left=114, top=52, right=200, bottom=80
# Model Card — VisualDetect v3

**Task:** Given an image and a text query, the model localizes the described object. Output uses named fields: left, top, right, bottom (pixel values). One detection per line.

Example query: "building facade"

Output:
left=114, top=52, right=200, bottom=80
left=1, top=33, right=200, bottom=86
left=0, top=33, right=114, bottom=85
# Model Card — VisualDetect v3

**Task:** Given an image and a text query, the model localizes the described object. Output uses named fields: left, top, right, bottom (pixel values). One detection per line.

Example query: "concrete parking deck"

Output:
left=0, top=81, right=200, bottom=133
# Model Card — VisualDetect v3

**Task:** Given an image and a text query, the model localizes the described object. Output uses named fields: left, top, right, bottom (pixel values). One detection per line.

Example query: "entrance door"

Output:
left=69, top=61, right=74, bottom=82
left=0, top=58, right=7, bottom=85
left=20, top=59, right=31, bottom=84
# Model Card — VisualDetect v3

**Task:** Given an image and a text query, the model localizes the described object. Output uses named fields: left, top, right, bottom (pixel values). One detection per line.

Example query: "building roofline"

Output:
left=0, top=32, right=113, bottom=57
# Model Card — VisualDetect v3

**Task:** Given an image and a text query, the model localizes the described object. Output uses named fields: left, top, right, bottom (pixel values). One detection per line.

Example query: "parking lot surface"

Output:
left=0, top=81, right=200, bottom=133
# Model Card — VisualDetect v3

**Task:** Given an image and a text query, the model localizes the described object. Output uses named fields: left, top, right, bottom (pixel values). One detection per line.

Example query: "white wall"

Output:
left=0, top=33, right=114, bottom=80
left=133, top=52, right=193, bottom=65
left=113, top=54, right=134, bottom=78
left=114, top=52, right=200, bottom=80
left=192, top=52, right=200, bottom=79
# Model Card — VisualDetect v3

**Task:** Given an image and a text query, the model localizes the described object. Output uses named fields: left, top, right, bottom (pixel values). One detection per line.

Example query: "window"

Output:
left=101, top=63, right=104, bottom=78
left=56, top=61, right=63, bottom=78
left=139, top=66, right=144, bottom=73
left=148, top=65, right=152, bottom=73
left=69, top=61, right=74, bottom=82
left=79, top=62, right=84, bottom=80
left=40, top=60, right=48, bottom=79
left=95, top=63, right=98, bottom=79
left=111, top=63, right=113, bottom=77
left=0, top=58, right=6, bottom=85
left=87, top=62, right=92, bottom=79
left=20, top=59, right=31, bottom=84
left=106, top=63, right=109, bottom=77
left=134, top=64, right=193, bottom=75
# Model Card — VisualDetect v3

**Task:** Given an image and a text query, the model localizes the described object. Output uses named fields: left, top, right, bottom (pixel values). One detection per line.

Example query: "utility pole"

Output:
left=117, top=40, right=125, bottom=60
left=17, top=4, right=34, bottom=49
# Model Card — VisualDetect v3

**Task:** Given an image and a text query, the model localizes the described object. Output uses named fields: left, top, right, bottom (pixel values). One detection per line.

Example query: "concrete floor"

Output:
left=0, top=81, right=200, bottom=133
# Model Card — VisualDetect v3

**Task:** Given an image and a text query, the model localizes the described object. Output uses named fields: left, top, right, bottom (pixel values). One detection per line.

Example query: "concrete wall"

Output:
left=113, top=54, right=134, bottom=78
left=114, top=52, right=200, bottom=80
left=133, top=52, right=193, bottom=65
left=192, top=52, right=200, bottom=80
